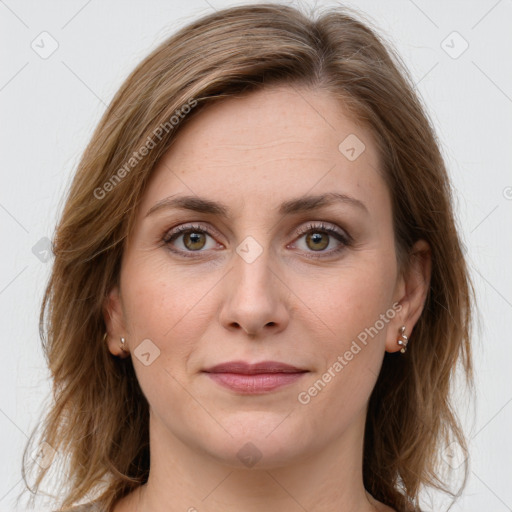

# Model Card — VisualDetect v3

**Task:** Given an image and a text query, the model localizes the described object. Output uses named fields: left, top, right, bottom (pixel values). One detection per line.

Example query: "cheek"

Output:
left=120, top=258, right=213, bottom=419
left=299, top=260, right=395, bottom=402
left=123, top=251, right=198, bottom=324
left=295, top=272, right=392, bottom=432
left=121, top=257, right=213, bottom=368
left=313, top=261, right=395, bottom=346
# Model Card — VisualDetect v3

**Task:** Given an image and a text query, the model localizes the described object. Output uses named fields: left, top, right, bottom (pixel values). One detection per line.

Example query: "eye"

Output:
left=163, top=224, right=221, bottom=256
left=291, top=222, right=351, bottom=258
left=162, top=221, right=351, bottom=259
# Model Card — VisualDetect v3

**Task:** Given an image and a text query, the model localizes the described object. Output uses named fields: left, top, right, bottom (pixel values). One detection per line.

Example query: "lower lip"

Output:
left=205, top=372, right=306, bottom=394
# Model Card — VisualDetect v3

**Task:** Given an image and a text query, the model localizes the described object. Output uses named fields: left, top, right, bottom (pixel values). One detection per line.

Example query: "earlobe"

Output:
left=396, top=325, right=409, bottom=353
left=385, top=321, right=410, bottom=354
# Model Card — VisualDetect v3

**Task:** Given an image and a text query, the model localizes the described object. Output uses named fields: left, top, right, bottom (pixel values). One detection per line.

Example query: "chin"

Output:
left=209, top=439, right=307, bottom=471
left=196, top=411, right=316, bottom=470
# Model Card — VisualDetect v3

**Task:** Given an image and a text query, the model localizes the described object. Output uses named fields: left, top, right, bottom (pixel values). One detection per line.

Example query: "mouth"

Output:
left=202, top=360, right=309, bottom=394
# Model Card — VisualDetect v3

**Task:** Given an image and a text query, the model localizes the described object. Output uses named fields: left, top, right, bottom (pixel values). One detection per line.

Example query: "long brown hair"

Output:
left=20, top=3, right=475, bottom=511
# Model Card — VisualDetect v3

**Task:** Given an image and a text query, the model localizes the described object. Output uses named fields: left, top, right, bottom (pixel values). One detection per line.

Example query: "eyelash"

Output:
left=162, top=222, right=351, bottom=259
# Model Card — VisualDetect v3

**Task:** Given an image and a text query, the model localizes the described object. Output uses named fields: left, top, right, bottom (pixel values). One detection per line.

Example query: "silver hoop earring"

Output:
left=397, top=326, right=408, bottom=354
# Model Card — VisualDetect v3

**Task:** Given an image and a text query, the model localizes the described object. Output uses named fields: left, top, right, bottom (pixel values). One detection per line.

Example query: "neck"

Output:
left=118, top=407, right=381, bottom=512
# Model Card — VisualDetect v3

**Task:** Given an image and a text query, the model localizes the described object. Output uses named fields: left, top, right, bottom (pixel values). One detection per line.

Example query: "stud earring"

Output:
left=397, top=326, right=408, bottom=353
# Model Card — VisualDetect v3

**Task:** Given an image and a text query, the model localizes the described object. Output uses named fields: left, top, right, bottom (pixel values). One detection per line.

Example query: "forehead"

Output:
left=140, top=85, right=388, bottom=219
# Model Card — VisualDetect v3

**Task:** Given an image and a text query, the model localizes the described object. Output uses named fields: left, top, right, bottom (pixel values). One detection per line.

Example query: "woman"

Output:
left=21, top=3, right=475, bottom=512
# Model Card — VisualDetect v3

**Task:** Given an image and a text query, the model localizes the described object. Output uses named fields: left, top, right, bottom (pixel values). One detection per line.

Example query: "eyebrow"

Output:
left=145, top=192, right=369, bottom=218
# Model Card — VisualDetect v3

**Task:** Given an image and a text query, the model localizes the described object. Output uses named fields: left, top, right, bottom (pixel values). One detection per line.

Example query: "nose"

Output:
left=218, top=242, right=290, bottom=338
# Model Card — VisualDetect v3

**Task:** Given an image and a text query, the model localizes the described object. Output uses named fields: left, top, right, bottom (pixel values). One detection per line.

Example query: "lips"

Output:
left=202, top=360, right=308, bottom=394
left=204, top=360, right=307, bottom=374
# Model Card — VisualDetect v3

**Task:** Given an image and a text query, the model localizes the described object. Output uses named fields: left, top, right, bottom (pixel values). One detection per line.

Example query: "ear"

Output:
left=103, top=285, right=130, bottom=358
left=386, top=239, right=432, bottom=353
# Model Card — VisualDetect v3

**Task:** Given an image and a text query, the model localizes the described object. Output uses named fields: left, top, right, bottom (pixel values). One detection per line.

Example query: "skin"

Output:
left=104, top=85, right=431, bottom=512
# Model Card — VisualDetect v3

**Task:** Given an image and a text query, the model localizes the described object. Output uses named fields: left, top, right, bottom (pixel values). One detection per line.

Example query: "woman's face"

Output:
left=105, top=85, right=417, bottom=469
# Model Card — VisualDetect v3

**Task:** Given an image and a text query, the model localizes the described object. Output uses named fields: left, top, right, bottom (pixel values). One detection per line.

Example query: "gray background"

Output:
left=1, top=0, right=511, bottom=510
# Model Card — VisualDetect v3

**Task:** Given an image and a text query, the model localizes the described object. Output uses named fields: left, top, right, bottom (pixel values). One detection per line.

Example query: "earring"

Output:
left=103, top=332, right=128, bottom=356
left=397, top=326, right=408, bottom=353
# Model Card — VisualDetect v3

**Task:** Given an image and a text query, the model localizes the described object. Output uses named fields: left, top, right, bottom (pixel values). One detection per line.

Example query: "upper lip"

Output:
left=203, top=360, right=308, bottom=374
